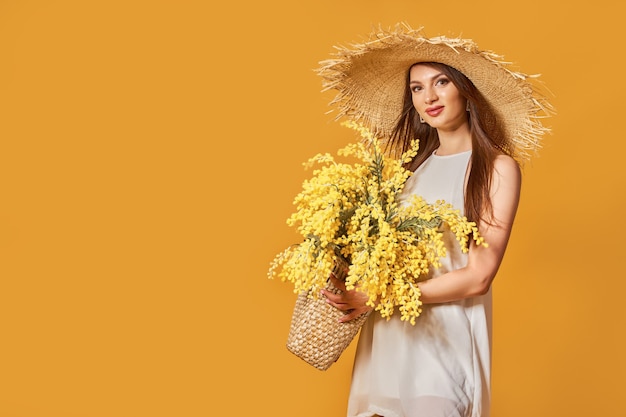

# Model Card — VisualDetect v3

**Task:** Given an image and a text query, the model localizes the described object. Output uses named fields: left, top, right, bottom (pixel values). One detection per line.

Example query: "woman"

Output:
left=319, top=25, right=552, bottom=417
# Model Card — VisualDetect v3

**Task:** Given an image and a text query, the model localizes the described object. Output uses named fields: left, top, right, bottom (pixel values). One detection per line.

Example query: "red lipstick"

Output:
left=426, top=106, right=444, bottom=117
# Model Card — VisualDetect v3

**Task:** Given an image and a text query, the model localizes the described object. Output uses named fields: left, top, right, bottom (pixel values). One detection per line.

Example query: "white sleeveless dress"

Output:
left=347, top=150, right=492, bottom=417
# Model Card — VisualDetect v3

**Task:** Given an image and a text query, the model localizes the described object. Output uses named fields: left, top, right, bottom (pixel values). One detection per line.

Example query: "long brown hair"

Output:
left=388, top=62, right=509, bottom=225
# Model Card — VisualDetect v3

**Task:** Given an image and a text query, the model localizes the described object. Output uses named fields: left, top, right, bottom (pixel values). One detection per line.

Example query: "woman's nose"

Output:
left=425, top=91, right=437, bottom=104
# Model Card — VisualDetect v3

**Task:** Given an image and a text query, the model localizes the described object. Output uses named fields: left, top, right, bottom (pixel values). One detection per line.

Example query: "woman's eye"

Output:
left=436, top=78, right=449, bottom=86
left=411, top=86, right=422, bottom=92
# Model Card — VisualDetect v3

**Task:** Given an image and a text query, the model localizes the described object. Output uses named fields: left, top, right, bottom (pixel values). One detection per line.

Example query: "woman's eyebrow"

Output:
left=409, top=72, right=445, bottom=85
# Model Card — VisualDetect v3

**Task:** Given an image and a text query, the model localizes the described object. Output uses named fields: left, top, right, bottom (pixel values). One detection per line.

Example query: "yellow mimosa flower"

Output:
left=269, top=121, right=486, bottom=323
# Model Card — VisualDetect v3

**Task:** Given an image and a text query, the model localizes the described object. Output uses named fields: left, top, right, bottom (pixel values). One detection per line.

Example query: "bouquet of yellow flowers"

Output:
left=269, top=121, right=485, bottom=369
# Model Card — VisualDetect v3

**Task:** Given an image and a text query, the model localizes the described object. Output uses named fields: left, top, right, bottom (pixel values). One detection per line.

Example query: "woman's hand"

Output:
left=321, top=274, right=373, bottom=323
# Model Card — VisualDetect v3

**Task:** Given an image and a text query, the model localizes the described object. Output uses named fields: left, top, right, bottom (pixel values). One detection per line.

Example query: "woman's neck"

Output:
left=436, top=125, right=472, bottom=156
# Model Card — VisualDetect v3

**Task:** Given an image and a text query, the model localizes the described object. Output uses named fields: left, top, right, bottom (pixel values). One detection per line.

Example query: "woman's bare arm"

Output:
left=418, top=154, right=521, bottom=303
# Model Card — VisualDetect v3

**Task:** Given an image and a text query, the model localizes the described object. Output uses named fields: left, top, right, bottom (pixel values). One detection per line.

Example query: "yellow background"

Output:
left=0, top=0, right=623, bottom=416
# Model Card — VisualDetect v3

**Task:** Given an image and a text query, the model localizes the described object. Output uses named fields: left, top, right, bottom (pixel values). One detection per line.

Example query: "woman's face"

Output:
left=409, top=64, right=468, bottom=132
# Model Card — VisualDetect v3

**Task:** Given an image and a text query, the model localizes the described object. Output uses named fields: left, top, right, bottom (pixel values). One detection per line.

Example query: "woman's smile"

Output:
left=426, top=105, right=444, bottom=116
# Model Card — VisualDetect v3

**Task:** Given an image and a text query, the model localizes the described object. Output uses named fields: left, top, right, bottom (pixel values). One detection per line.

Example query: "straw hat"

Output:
left=317, top=23, right=553, bottom=163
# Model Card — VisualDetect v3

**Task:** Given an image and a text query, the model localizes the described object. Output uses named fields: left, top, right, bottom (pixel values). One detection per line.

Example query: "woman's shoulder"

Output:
left=492, top=153, right=522, bottom=184
left=493, top=153, right=520, bottom=172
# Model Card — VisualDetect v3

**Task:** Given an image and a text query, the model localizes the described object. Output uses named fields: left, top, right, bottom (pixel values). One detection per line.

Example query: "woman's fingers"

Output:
left=320, top=289, right=348, bottom=309
left=321, top=285, right=373, bottom=322
left=338, top=307, right=369, bottom=323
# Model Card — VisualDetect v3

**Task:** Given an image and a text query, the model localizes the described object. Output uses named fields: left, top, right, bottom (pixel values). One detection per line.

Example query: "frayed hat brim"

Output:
left=316, top=23, right=554, bottom=163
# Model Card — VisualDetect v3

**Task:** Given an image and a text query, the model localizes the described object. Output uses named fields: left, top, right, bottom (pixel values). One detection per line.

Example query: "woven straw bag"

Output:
left=286, top=258, right=371, bottom=370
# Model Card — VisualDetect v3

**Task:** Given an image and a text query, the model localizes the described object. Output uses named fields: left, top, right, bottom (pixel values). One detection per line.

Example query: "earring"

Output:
left=419, top=114, right=425, bottom=123
left=466, top=101, right=471, bottom=112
